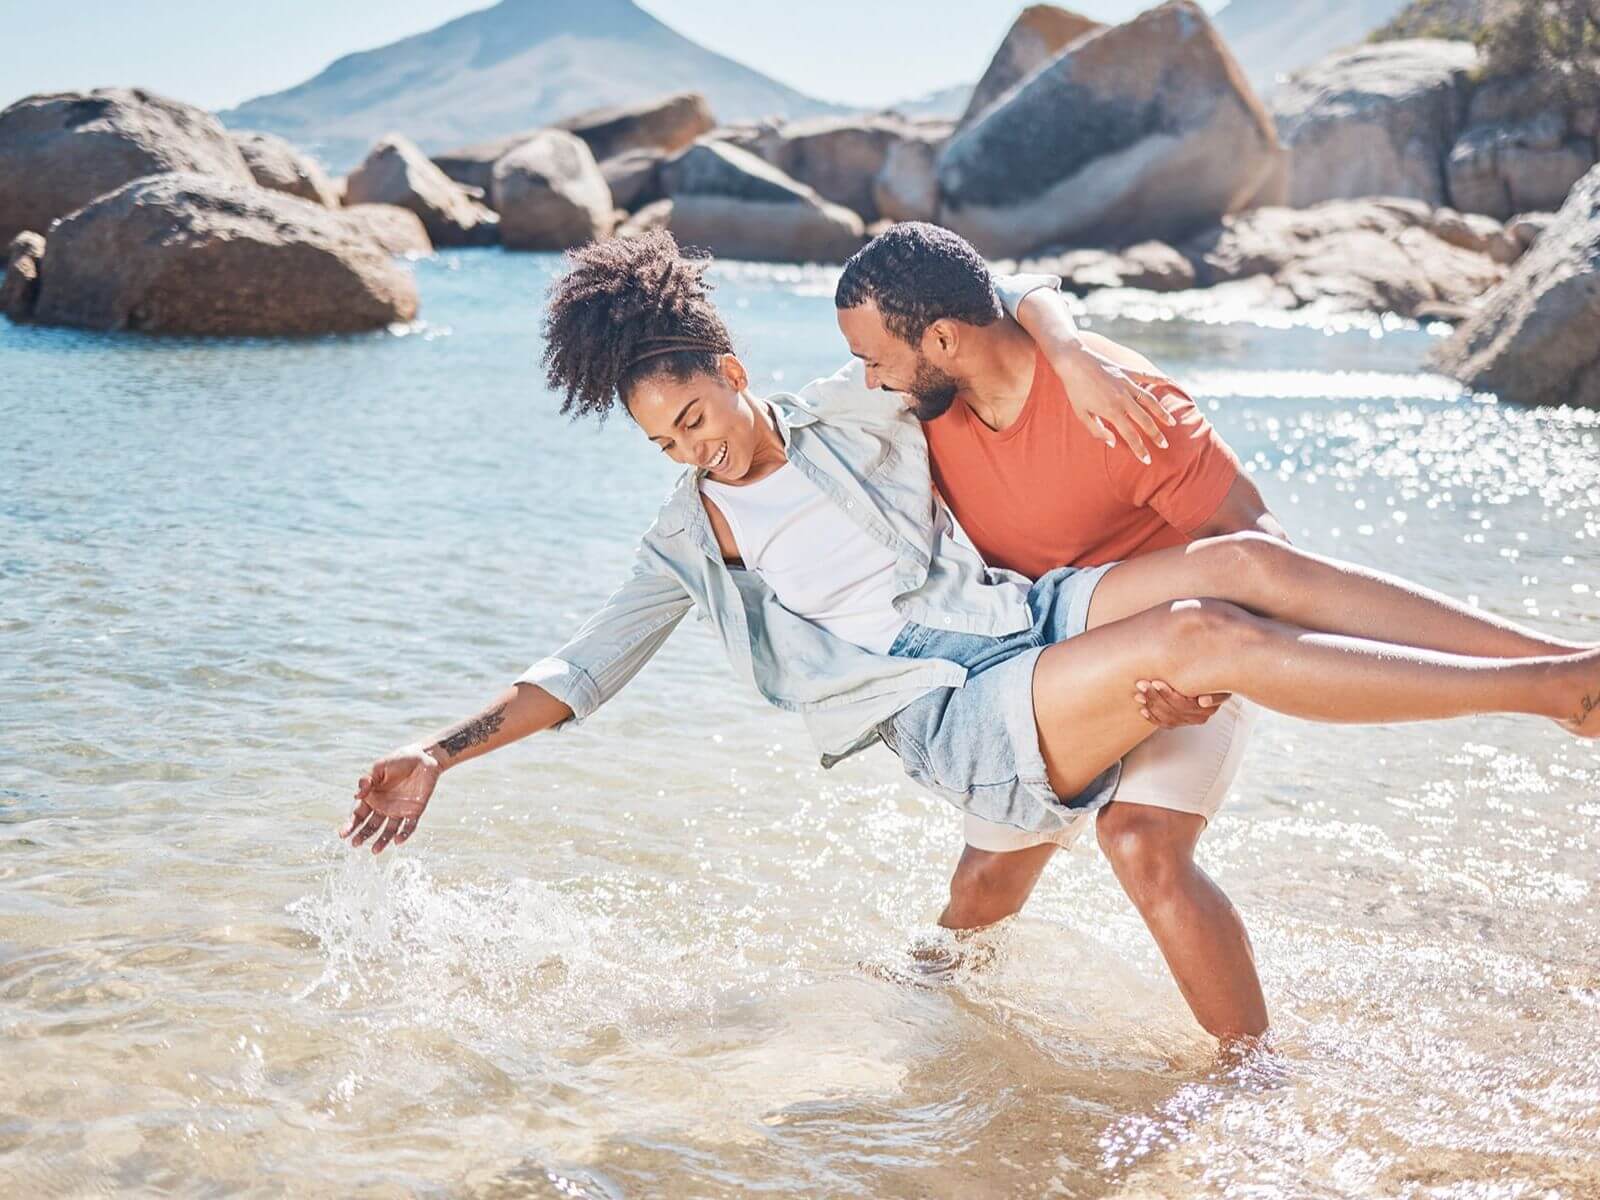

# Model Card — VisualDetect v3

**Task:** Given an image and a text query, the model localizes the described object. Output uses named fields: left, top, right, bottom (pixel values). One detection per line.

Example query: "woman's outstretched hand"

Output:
left=340, top=747, right=440, bottom=854
left=1050, top=344, right=1179, bottom=466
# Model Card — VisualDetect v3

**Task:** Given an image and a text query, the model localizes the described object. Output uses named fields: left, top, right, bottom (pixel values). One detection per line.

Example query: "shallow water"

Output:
left=2, top=250, right=1598, bottom=1198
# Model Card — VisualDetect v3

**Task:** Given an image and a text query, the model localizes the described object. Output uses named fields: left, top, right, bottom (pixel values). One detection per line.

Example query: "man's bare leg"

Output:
left=1094, top=802, right=1268, bottom=1041
left=939, top=842, right=1058, bottom=930
left=938, top=811, right=1269, bottom=1042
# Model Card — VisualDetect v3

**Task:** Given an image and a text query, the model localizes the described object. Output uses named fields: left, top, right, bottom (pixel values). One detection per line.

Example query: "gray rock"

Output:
left=31, top=172, right=419, bottom=335
left=432, top=132, right=537, bottom=197
left=345, top=134, right=498, bottom=247
left=1271, top=40, right=1478, bottom=208
left=491, top=130, right=614, bottom=251
left=616, top=199, right=673, bottom=239
left=0, top=87, right=253, bottom=244
left=656, top=141, right=865, bottom=263
left=231, top=130, right=339, bottom=207
left=339, top=204, right=433, bottom=256
left=600, top=148, right=666, bottom=212
left=1032, top=241, right=1197, bottom=294
left=730, top=115, right=942, bottom=221
left=1507, top=211, right=1554, bottom=250
left=556, top=92, right=715, bottom=163
left=959, top=5, right=1102, bottom=128
left=1447, top=113, right=1594, bottom=220
left=1431, top=164, right=1600, bottom=407
left=937, top=2, right=1281, bottom=257
left=1185, top=198, right=1507, bottom=318
left=873, top=135, right=943, bottom=224
left=1, top=231, right=45, bottom=322
left=1426, top=207, right=1520, bottom=263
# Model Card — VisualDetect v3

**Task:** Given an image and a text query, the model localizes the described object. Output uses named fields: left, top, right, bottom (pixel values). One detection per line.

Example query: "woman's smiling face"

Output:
left=626, top=353, right=775, bottom=483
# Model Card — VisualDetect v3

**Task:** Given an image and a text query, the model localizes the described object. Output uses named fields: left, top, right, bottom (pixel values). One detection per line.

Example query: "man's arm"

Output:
left=1191, top=473, right=1289, bottom=543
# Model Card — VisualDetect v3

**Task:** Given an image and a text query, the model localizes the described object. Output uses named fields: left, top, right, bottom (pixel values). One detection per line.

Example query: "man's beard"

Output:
left=906, top=357, right=962, bottom=422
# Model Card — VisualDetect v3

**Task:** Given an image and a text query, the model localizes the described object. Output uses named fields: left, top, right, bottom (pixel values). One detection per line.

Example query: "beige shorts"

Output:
left=962, top=696, right=1257, bottom=853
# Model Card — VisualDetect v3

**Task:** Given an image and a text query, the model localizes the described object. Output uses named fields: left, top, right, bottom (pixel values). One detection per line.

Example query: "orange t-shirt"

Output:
left=924, top=348, right=1240, bottom=579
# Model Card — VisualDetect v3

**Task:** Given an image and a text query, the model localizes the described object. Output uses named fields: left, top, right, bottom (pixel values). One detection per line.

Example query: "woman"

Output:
left=342, top=232, right=1598, bottom=855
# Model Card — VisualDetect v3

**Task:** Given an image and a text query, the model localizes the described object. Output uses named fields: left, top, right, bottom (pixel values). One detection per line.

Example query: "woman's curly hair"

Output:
left=542, top=230, right=734, bottom=421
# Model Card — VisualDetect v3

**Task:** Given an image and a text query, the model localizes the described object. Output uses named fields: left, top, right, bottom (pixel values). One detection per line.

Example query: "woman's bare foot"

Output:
left=1558, top=649, right=1600, bottom=738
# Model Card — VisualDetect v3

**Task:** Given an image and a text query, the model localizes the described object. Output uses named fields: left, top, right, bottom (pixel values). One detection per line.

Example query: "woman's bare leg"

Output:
left=1031, top=600, right=1600, bottom=800
left=1087, top=532, right=1590, bottom=659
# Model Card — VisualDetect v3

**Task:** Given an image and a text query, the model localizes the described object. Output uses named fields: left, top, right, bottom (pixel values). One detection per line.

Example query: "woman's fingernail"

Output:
left=1136, top=680, right=1148, bottom=692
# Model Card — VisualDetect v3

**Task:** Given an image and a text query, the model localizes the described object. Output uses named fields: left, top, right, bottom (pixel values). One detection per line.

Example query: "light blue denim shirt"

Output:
left=517, top=274, right=1058, bottom=766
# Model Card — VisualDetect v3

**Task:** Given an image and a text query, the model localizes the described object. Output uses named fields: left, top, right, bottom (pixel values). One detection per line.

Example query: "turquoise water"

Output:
left=3, top=249, right=1599, bottom=1197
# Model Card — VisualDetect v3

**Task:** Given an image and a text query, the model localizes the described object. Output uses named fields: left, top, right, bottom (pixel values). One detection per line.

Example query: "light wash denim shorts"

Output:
left=877, top=563, right=1122, bottom=837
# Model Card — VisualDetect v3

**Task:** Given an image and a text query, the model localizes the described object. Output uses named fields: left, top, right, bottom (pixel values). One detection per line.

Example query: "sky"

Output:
left=0, top=0, right=1229, bottom=112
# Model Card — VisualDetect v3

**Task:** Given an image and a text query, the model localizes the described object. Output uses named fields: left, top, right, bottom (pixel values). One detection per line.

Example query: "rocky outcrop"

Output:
left=491, top=130, right=614, bottom=250
left=726, top=115, right=948, bottom=222
left=432, top=132, right=534, bottom=197
left=556, top=92, right=715, bottom=163
left=1271, top=40, right=1478, bottom=208
left=649, top=140, right=865, bottom=263
left=1430, top=164, right=1600, bottom=407
left=344, top=134, right=498, bottom=247
left=873, top=134, right=943, bottom=224
left=600, top=148, right=666, bottom=212
left=30, top=173, right=418, bottom=335
left=338, top=204, right=433, bottom=256
left=1032, top=241, right=1198, bottom=294
left=937, top=2, right=1280, bottom=257
left=0, top=87, right=253, bottom=244
left=1, top=231, right=45, bottom=322
left=1447, top=110, right=1595, bottom=220
left=959, top=4, right=1101, bottom=127
left=231, top=131, right=339, bottom=207
left=1182, top=198, right=1510, bottom=318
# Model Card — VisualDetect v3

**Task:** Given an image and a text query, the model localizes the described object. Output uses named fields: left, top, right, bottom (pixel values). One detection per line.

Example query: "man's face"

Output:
left=836, top=300, right=963, bottom=423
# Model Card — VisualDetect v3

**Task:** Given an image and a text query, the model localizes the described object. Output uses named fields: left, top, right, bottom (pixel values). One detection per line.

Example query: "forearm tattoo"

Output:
left=437, top=704, right=508, bottom=759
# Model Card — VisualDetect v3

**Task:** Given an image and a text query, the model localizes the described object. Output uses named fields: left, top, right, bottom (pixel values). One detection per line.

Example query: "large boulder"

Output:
left=1183, top=198, right=1509, bottom=319
left=653, top=141, right=865, bottom=263
left=557, top=92, right=715, bottom=163
left=742, top=115, right=951, bottom=223
left=1430, top=164, right=1600, bottom=407
left=600, top=149, right=666, bottom=212
left=30, top=173, right=418, bottom=335
left=231, top=130, right=339, bottom=207
left=937, top=2, right=1279, bottom=257
left=1, top=231, right=46, bottom=322
left=344, top=134, right=497, bottom=247
left=432, top=132, right=535, bottom=197
left=0, top=87, right=253, bottom=244
left=1446, top=111, right=1595, bottom=220
left=490, top=130, right=614, bottom=251
left=958, top=4, right=1102, bottom=128
left=338, top=204, right=433, bottom=256
left=873, top=134, right=944, bottom=224
left=1271, top=40, right=1478, bottom=208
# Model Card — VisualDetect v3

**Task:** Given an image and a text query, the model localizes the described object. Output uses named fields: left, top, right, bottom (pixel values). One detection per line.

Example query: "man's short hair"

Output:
left=835, top=222, right=1002, bottom=345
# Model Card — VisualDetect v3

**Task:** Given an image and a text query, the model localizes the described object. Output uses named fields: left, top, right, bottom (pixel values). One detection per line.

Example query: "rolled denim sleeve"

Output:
left=993, top=272, right=1065, bottom=319
left=516, top=544, right=693, bottom=730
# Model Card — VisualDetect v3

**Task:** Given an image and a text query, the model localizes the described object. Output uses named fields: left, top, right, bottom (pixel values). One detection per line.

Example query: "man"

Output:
left=835, top=223, right=1287, bottom=1042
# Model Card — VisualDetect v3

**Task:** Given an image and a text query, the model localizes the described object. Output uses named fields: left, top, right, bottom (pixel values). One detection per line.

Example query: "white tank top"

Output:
left=701, top=463, right=906, bottom=655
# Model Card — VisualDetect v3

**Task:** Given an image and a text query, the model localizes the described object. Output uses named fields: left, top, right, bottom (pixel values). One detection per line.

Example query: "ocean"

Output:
left=3, top=249, right=1598, bottom=1197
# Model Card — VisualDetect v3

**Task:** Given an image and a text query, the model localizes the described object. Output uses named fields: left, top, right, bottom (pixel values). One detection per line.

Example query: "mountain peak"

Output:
left=221, top=0, right=845, bottom=171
